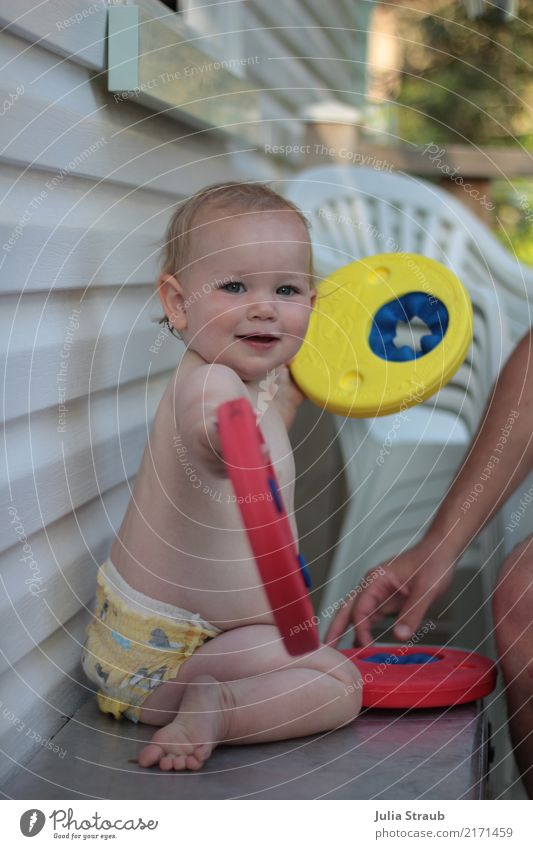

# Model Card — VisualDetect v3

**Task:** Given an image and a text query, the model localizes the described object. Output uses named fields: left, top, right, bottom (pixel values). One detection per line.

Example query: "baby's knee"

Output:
left=313, top=646, right=360, bottom=687
left=330, top=654, right=363, bottom=714
left=342, top=665, right=363, bottom=722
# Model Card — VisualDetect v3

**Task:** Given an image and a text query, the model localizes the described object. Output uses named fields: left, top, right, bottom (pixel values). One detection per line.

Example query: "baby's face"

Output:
left=178, top=207, right=315, bottom=382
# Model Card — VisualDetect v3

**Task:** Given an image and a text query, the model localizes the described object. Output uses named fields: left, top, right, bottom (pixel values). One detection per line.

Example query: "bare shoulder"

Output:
left=166, top=359, right=248, bottom=438
left=177, top=363, right=246, bottom=406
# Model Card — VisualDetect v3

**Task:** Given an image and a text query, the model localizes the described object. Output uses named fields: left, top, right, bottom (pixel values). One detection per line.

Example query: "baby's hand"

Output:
left=274, top=365, right=307, bottom=430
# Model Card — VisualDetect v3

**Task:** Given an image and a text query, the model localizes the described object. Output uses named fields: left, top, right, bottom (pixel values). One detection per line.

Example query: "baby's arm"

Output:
left=176, top=364, right=247, bottom=476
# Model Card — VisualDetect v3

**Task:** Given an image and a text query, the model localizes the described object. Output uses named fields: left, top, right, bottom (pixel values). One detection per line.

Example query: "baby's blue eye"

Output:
left=220, top=281, right=244, bottom=293
left=277, top=285, right=300, bottom=296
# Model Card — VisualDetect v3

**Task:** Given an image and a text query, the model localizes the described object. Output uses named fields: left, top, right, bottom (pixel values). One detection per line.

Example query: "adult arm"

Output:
left=327, top=327, right=533, bottom=646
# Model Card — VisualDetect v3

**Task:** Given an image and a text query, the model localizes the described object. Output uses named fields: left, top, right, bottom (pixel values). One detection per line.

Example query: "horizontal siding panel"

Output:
left=0, top=1, right=374, bottom=786
left=244, top=18, right=354, bottom=96
left=242, top=22, right=345, bottom=109
left=0, top=607, right=89, bottom=785
left=243, top=0, right=369, bottom=106
left=0, top=217, right=161, bottom=295
left=301, top=0, right=367, bottom=60
left=0, top=373, right=170, bottom=545
left=0, top=31, right=250, bottom=195
left=0, top=164, right=176, bottom=293
left=0, top=479, right=131, bottom=676
left=0, top=0, right=108, bottom=71
left=266, top=2, right=354, bottom=58
left=1, top=288, right=182, bottom=418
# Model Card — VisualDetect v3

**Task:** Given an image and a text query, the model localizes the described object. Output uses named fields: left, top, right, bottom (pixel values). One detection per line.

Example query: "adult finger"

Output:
left=393, top=586, right=433, bottom=642
left=352, top=569, right=410, bottom=645
left=324, top=598, right=353, bottom=646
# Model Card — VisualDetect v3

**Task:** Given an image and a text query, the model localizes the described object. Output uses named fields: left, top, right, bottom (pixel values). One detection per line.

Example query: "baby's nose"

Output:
left=247, top=298, right=277, bottom=319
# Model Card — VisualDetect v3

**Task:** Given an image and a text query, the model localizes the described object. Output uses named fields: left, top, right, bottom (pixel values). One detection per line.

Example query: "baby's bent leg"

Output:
left=137, top=625, right=362, bottom=770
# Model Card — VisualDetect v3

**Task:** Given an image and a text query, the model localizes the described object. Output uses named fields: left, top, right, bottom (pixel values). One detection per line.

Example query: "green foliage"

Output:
left=492, top=179, right=533, bottom=267
left=395, top=2, right=533, bottom=147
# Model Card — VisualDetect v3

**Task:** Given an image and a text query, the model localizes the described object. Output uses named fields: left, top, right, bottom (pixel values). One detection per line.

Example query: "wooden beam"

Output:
left=298, top=132, right=533, bottom=179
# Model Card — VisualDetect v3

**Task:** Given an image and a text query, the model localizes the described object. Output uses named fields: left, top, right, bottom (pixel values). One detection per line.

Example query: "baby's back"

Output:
left=110, top=350, right=297, bottom=630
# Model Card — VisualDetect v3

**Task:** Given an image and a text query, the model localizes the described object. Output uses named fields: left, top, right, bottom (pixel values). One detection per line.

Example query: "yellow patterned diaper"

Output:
left=81, top=559, right=221, bottom=723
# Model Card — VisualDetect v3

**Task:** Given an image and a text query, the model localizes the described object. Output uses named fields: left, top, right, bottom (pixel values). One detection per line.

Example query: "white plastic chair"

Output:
left=287, top=164, right=533, bottom=798
left=284, top=167, right=518, bottom=643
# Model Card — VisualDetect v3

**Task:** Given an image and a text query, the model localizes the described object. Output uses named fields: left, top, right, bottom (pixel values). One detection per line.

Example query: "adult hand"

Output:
left=325, top=543, right=456, bottom=647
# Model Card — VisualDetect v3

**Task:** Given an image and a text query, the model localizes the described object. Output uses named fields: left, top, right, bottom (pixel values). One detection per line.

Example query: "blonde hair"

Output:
left=157, top=181, right=314, bottom=329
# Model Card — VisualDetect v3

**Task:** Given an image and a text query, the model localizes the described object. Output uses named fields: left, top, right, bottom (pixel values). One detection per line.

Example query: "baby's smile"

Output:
left=235, top=332, right=281, bottom=350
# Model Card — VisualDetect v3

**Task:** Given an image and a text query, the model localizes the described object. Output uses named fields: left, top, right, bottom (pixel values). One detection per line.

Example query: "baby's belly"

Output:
left=174, top=556, right=277, bottom=630
left=114, top=451, right=297, bottom=630
left=175, top=503, right=299, bottom=629
left=115, top=512, right=283, bottom=630
left=165, top=467, right=298, bottom=628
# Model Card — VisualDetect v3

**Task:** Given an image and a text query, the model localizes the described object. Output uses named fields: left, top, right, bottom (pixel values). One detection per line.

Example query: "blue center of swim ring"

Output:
left=363, top=653, right=440, bottom=665
left=369, top=292, right=449, bottom=362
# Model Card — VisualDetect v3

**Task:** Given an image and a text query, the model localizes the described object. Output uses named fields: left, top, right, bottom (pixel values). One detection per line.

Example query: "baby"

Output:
left=81, top=181, right=362, bottom=771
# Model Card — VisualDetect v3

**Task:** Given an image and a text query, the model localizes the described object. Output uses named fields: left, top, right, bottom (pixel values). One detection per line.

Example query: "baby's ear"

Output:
left=157, top=274, right=187, bottom=332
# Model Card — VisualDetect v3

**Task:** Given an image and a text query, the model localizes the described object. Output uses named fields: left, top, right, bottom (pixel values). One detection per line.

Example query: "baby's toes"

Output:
left=186, top=745, right=211, bottom=770
left=172, top=755, right=187, bottom=770
left=137, top=743, right=164, bottom=769
left=194, top=743, right=212, bottom=762
left=185, top=753, right=203, bottom=770
left=159, top=754, right=176, bottom=771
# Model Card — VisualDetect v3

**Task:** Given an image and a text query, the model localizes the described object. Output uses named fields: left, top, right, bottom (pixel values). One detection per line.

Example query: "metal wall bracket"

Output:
left=107, top=6, right=258, bottom=139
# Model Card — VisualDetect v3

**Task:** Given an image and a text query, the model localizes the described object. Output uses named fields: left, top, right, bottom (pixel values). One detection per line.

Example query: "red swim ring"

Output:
left=341, top=645, right=497, bottom=708
left=218, top=398, right=319, bottom=656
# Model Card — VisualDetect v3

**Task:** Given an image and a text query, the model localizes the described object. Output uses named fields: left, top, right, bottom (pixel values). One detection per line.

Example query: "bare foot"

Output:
left=137, top=675, right=230, bottom=771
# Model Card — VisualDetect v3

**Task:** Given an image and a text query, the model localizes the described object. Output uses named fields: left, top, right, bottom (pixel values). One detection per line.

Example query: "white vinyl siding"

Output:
left=0, top=0, right=369, bottom=783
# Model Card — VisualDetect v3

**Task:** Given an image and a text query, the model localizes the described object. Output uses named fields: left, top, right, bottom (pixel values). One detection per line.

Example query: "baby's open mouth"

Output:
left=237, top=334, right=280, bottom=343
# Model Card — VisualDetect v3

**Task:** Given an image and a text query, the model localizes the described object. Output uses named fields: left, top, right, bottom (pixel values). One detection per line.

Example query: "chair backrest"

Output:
left=285, top=166, right=515, bottom=435
left=285, top=165, right=532, bottom=344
